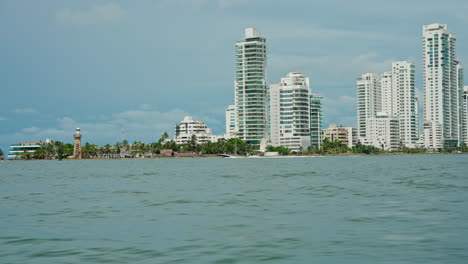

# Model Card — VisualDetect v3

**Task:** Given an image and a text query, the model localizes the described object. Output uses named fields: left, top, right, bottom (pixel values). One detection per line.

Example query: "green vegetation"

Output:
left=0, top=147, right=3, bottom=157
left=266, top=145, right=290, bottom=155
left=17, top=132, right=468, bottom=160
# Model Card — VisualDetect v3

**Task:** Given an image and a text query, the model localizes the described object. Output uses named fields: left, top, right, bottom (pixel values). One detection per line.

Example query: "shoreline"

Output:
left=3, top=151, right=465, bottom=161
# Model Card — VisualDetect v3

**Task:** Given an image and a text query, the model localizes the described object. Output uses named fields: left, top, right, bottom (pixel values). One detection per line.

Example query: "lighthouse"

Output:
left=73, top=128, right=82, bottom=159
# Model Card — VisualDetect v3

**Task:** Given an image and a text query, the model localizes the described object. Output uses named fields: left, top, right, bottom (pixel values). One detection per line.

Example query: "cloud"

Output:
left=2, top=107, right=226, bottom=146
left=323, top=96, right=357, bottom=127
left=0, top=117, right=6, bottom=121
left=15, top=108, right=38, bottom=114
left=56, top=3, right=126, bottom=25
left=270, top=52, right=397, bottom=87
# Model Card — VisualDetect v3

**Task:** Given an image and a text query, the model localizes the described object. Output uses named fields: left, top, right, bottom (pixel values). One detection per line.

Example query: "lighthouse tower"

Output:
left=73, top=128, right=82, bottom=159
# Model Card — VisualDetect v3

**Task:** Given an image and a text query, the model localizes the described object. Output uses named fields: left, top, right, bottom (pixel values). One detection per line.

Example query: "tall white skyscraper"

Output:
left=391, top=61, right=419, bottom=147
left=381, top=71, right=394, bottom=115
left=235, top=28, right=267, bottom=145
left=422, top=24, right=461, bottom=149
left=357, top=73, right=382, bottom=139
left=269, top=73, right=313, bottom=151
left=268, top=73, right=322, bottom=151
left=358, top=62, right=418, bottom=149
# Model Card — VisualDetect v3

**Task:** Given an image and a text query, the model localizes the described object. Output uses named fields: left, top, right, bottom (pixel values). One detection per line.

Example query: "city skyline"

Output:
left=1, top=1, right=468, bottom=152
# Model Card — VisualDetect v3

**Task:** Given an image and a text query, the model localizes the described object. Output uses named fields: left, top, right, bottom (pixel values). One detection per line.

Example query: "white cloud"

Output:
left=270, top=52, right=397, bottom=86
left=323, top=96, right=357, bottom=127
left=0, top=117, right=6, bottom=121
left=56, top=3, right=126, bottom=25
left=15, top=108, right=38, bottom=114
left=2, top=108, right=213, bottom=146
left=21, top=127, right=40, bottom=133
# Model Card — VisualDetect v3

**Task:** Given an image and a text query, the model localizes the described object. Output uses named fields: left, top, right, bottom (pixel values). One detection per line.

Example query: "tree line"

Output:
left=13, top=133, right=468, bottom=160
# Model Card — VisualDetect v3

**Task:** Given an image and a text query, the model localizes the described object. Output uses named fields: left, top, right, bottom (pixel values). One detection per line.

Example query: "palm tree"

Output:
left=158, top=132, right=169, bottom=144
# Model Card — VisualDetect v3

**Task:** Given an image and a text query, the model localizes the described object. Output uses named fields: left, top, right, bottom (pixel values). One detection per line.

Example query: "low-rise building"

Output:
left=8, top=141, right=49, bottom=159
left=361, top=112, right=400, bottom=151
left=174, top=116, right=224, bottom=145
left=322, top=124, right=357, bottom=148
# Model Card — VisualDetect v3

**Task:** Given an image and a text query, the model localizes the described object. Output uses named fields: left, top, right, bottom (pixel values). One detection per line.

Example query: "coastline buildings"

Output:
left=322, top=124, right=357, bottom=149
left=390, top=61, right=419, bottom=147
left=462, top=86, right=468, bottom=145
left=225, top=105, right=237, bottom=137
left=234, top=28, right=268, bottom=146
left=422, top=24, right=462, bottom=149
left=357, top=61, right=419, bottom=149
left=361, top=113, right=400, bottom=151
left=174, top=116, right=217, bottom=145
left=357, top=73, right=381, bottom=139
left=268, top=72, right=322, bottom=151
left=7, top=141, right=48, bottom=159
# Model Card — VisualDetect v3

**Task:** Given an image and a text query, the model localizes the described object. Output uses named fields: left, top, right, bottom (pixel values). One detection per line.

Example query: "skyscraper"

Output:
left=357, top=73, right=381, bottom=139
left=269, top=73, right=321, bottom=151
left=235, top=28, right=267, bottom=145
left=422, top=24, right=461, bottom=149
left=391, top=61, right=419, bottom=147
left=225, top=105, right=237, bottom=137
left=462, top=86, right=468, bottom=146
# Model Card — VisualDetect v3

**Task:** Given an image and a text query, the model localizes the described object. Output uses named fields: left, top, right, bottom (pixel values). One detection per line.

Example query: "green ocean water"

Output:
left=1, top=154, right=467, bottom=263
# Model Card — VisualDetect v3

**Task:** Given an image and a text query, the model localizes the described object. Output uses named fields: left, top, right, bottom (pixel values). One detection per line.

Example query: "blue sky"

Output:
left=1, top=0, right=467, bottom=151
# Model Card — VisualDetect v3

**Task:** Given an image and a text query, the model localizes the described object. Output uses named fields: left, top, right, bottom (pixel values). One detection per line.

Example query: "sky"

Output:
left=1, top=0, right=468, bottom=152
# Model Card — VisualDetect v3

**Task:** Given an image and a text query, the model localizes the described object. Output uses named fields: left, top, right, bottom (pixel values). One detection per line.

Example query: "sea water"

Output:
left=1, top=154, right=467, bottom=263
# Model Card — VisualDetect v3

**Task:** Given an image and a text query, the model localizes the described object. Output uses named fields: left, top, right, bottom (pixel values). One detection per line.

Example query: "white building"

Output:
left=422, top=24, right=462, bottom=149
left=462, top=86, right=468, bottom=146
left=357, top=73, right=382, bottom=139
left=175, top=116, right=216, bottom=145
left=390, top=61, right=419, bottom=148
left=358, top=62, right=419, bottom=149
left=235, top=28, right=268, bottom=146
left=362, top=112, right=400, bottom=151
left=269, top=72, right=322, bottom=151
left=381, top=72, right=394, bottom=116
left=225, top=104, right=237, bottom=137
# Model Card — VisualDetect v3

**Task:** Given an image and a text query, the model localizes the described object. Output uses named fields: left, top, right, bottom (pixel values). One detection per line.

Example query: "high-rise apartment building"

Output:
left=234, top=28, right=268, bottom=145
left=268, top=73, right=322, bottom=151
left=390, top=61, right=419, bottom=147
left=357, top=62, right=418, bottom=149
left=357, top=73, right=382, bottom=139
left=310, top=95, right=323, bottom=148
left=225, top=105, right=237, bottom=137
left=269, top=73, right=319, bottom=151
left=462, top=86, right=468, bottom=145
left=422, top=24, right=461, bottom=149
